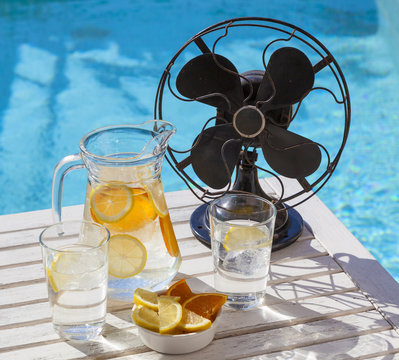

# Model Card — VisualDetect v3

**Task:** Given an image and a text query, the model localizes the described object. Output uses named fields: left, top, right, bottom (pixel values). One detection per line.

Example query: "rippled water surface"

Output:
left=1, top=0, right=399, bottom=280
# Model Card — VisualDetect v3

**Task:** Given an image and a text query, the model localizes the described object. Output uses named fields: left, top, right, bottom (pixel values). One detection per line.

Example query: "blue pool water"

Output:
left=1, top=1, right=399, bottom=280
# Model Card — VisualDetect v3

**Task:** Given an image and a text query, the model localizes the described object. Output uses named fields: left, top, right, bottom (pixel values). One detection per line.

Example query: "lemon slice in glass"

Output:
left=90, top=184, right=133, bottom=223
left=108, top=234, right=147, bottom=278
left=224, top=226, right=271, bottom=251
left=46, top=257, right=74, bottom=293
left=47, top=245, right=103, bottom=292
left=158, top=296, right=183, bottom=334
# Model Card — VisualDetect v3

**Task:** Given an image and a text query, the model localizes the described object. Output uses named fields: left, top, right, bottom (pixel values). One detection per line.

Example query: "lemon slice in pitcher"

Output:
left=108, top=234, right=147, bottom=278
left=144, top=179, right=168, bottom=217
left=224, top=227, right=271, bottom=251
left=90, top=184, right=133, bottom=223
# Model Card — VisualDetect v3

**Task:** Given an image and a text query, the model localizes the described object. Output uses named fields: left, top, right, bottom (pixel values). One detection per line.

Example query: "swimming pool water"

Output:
left=1, top=0, right=399, bottom=281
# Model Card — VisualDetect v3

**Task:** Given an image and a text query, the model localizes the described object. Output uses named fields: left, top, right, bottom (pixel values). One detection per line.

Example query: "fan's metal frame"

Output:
left=154, top=17, right=351, bottom=209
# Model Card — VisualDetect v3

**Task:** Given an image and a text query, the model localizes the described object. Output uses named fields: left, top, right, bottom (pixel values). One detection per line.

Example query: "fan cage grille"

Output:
left=154, top=17, right=351, bottom=210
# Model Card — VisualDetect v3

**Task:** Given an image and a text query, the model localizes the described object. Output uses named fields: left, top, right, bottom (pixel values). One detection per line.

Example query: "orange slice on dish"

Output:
left=182, top=293, right=227, bottom=321
left=166, top=279, right=194, bottom=304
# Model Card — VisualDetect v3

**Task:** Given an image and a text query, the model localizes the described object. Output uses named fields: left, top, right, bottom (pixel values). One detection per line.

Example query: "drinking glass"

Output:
left=39, top=220, right=110, bottom=341
left=209, top=193, right=276, bottom=310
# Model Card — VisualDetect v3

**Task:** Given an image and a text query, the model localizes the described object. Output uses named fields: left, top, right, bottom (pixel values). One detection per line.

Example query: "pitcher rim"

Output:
left=79, top=120, right=176, bottom=163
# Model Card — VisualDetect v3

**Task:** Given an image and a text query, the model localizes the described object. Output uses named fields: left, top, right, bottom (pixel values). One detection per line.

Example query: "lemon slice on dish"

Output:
left=132, top=306, right=160, bottom=332
left=90, top=184, right=133, bottom=223
left=158, top=296, right=183, bottom=334
left=108, top=234, right=147, bottom=278
left=134, top=288, right=159, bottom=310
left=224, top=227, right=271, bottom=251
left=179, top=308, right=212, bottom=332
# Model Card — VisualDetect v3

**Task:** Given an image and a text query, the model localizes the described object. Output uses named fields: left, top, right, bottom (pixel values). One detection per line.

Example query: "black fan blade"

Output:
left=257, top=47, right=314, bottom=110
left=176, top=53, right=244, bottom=113
left=259, top=123, right=321, bottom=179
left=191, top=124, right=242, bottom=189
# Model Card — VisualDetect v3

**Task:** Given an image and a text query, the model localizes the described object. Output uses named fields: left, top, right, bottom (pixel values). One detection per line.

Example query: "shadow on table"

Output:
left=65, top=266, right=399, bottom=359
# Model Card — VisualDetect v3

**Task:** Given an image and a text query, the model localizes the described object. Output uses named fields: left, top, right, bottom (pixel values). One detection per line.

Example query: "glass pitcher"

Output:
left=52, top=120, right=181, bottom=301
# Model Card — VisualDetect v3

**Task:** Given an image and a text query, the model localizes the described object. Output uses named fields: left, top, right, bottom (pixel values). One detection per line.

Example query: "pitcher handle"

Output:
left=51, top=153, right=85, bottom=223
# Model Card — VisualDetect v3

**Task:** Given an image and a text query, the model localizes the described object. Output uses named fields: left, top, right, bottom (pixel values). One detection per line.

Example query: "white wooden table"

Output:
left=2, top=178, right=399, bottom=359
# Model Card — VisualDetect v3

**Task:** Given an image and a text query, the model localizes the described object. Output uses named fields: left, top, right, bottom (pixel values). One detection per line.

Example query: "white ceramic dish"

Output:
left=135, top=309, right=222, bottom=354
left=133, top=278, right=224, bottom=354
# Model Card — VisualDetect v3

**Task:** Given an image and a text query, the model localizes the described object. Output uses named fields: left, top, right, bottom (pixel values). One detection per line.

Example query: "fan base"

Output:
left=190, top=203, right=303, bottom=251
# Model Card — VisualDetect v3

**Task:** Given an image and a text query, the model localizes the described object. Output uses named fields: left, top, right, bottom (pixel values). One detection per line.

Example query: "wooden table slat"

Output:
left=1, top=180, right=398, bottom=359
left=263, top=177, right=399, bottom=331
left=250, top=329, right=399, bottom=360
left=0, top=309, right=388, bottom=360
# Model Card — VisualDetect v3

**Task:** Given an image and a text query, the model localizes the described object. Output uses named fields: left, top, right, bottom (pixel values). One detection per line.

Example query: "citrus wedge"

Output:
left=158, top=296, right=183, bottom=334
left=90, top=184, right=133, bottom=223
left=160, top=214, right=180, bottom=257
left=134, top=288, right=159, bottom=310
left=108, top=234, right=147, bottom=278
left=179, top=308, right=212, bottom=332
left=166, top=278, right=194, bottom=304
left=47, top=252, right=84, bottom=292
left=46, top=247, right=103, bottom=292
left=182, top=293, right=227, bottom=321
left=159, top=295, right=181, bottom=304
left=144, top=179, right=168, bottom=217
left=46, top=264, right=71, bottom=293
left=224, top=226, right=270, bottom=251
left=132, top=306, right=160, bottom=332
left=113, top=187, right=157, bottom=231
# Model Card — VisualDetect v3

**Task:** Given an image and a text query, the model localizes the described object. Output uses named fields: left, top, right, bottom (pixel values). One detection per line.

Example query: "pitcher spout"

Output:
left=146, top=119, right=176, bottom=155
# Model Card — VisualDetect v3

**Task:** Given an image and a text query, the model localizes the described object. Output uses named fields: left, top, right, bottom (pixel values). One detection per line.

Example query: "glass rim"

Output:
left=79, top=120, right=176, bottom=163
left=208, top=193, right=277, bottom=225
left=39, top=219, right=110, bottom=253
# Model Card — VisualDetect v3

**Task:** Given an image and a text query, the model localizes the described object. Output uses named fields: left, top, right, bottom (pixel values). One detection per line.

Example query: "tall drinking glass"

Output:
left=39, top=220, right=110, bottom=341
left=209, top=193, right=276, bottom=310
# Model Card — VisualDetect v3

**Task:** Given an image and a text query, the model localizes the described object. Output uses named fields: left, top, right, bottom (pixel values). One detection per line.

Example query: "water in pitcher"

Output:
left=52, top=121, right=180, bottom=302
left=83, top=163, right=181, bottom=300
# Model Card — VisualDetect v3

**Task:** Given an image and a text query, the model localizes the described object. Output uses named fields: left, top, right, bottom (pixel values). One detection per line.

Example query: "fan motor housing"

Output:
left=233, top=105, right=265, bottom=138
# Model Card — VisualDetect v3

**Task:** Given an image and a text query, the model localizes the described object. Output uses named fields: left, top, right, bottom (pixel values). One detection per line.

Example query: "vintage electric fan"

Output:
left=154, top=17, right=350, bottom=251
